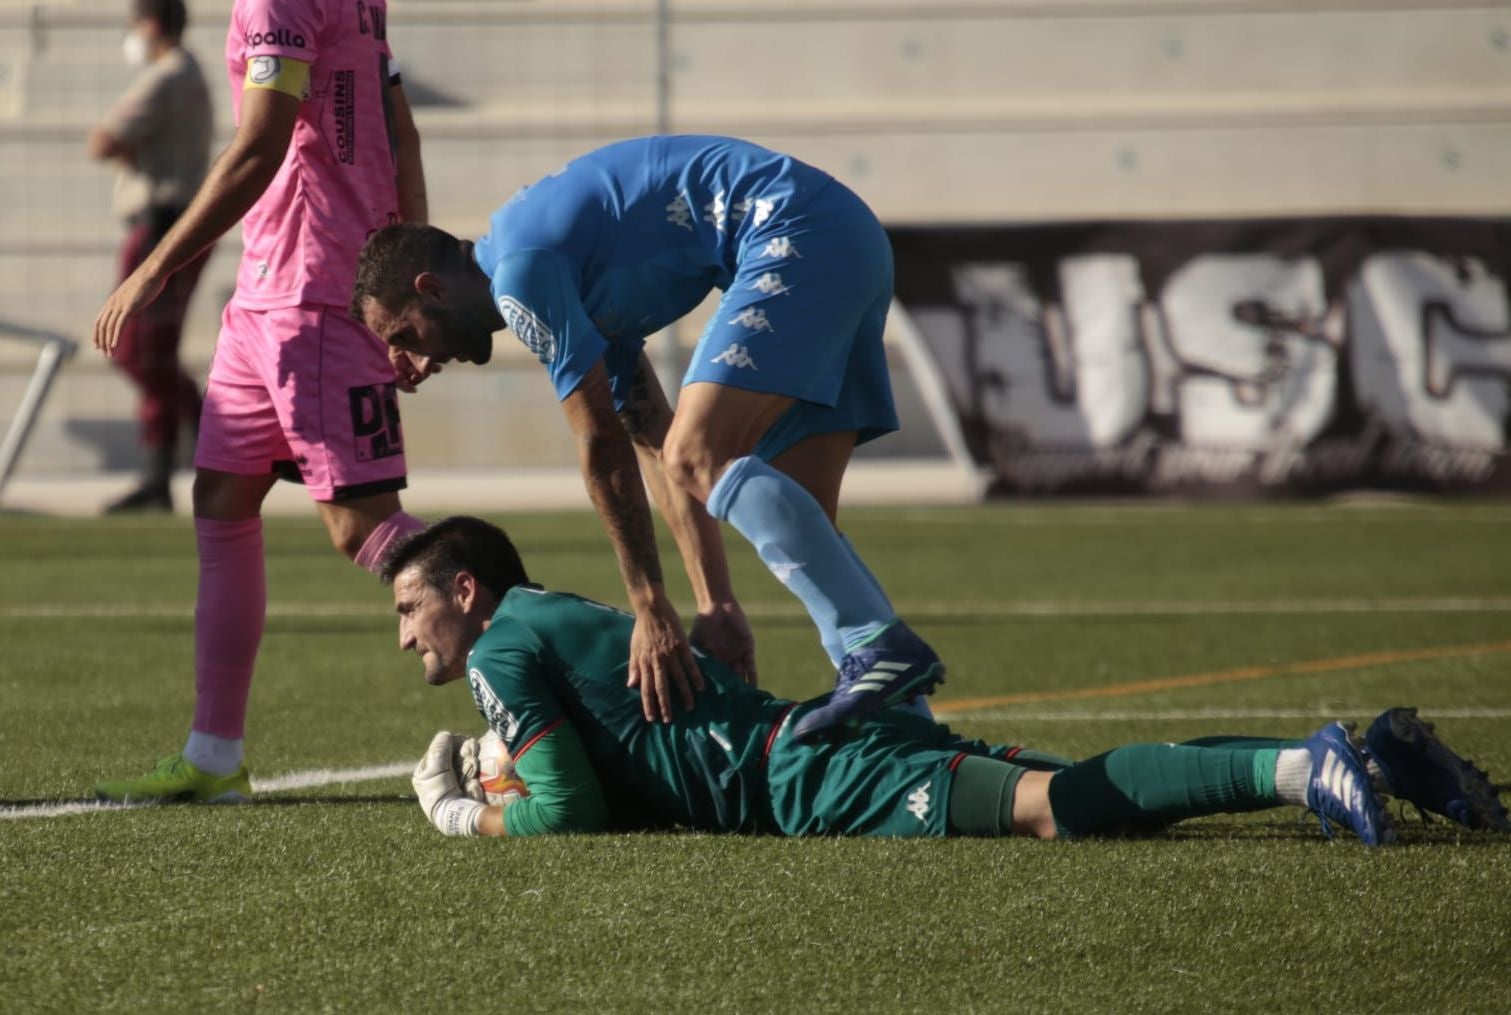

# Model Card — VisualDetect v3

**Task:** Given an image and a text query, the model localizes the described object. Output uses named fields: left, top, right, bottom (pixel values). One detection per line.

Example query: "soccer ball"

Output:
left=475, top=729, right=528, bottom=805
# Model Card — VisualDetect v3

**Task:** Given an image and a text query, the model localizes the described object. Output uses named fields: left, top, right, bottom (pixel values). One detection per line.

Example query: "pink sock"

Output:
left=354, top=511, right=426, bottom=574
left=192, top=517, right=266, bottom=740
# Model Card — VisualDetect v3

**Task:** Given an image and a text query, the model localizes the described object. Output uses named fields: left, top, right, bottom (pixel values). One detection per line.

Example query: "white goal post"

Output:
left=0, top=322, right=77, bottom=501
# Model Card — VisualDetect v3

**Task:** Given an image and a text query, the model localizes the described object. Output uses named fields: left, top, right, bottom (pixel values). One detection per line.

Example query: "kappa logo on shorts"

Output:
left=906, top=781, right=933, bottom=823
left=750, top=272, right=791, bottom=296
left=711, top=343, right=758, bottom=370
left=761, top=237, right=801, bottom=259
left=348, top=382, right=402, bottom=461
left=729, top=308, right=774, bottom=334
left=498, top=296, right=556, bottom=364
left=469, top=668, right=520, bottom=742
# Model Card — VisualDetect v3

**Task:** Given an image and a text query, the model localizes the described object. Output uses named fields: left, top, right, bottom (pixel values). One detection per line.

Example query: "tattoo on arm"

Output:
left=616, top=360, right=670, bottom=445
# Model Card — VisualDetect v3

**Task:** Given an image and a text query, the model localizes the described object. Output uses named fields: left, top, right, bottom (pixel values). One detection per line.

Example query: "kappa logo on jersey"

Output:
left=704, top=191, right=729, bottom=231
left=750, top=272, right=791, bottom=296
left=906, top=781, right=933, bottom=823
left=729, top=308, right=774, bottom=334
left=666, top=193, right=693, bottom=231
left=733, top=196, right=776, bottom=227
left=244, top=27, right=308, bottom=49
left=761, top=237, right=802, bottom=259
left=498, top=296, right=557, bottom=364
left=469, top=668, right=521, bottom=742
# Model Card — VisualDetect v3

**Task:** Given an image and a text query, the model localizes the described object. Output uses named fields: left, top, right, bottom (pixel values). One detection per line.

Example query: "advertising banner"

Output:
left=889, top=219, right=1511, bottom=496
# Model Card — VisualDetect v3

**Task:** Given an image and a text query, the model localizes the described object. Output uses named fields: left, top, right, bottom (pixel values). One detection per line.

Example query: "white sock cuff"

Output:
left=184, top=729, right=245, bottom=777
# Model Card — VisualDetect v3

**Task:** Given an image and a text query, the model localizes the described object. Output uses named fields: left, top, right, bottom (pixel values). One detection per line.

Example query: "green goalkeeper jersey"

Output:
left=466, top=585, right=794, bottom=834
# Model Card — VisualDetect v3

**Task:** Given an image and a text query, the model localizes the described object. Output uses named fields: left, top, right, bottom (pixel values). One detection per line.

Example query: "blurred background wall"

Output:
left=1, top=0, right=1507, bottom=479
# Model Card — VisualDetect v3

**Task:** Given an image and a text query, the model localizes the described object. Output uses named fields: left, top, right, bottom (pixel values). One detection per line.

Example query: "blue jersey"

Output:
left=473, top=135, right=835, bottom=406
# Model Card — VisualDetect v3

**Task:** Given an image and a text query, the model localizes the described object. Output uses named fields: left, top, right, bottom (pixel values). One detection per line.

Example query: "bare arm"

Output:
left=86, top=126, right=133, bottom=164
left=93, top=86, right=300, bottom=354
left=619, top=353, right=757, bottom=684
left=562, top=362, right=704, bottom=720
left=390, top=82, right=427, bottom=225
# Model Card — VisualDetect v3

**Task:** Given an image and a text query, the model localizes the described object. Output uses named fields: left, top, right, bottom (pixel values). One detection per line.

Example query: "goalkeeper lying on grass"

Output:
left=385, top=516, right=1508, bottom=845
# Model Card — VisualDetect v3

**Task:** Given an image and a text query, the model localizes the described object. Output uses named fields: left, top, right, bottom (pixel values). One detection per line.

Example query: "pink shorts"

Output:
left=196, top=302, right=408, bottom=502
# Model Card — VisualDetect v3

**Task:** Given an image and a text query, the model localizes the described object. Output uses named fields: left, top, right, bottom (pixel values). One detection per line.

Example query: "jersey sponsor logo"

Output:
left=666, top=193, right=694, bottom=231
left=761, top=237, right=802, bottom=259
left=906, top=781, right=932, bottom=823
left=728, top=308, right=773, bottom=334
left=498, top=296, right=557, bottom=364
left=469, top=668, right=521, bottom=743
left=749, top=272, right=791, bottom=296
left=348, top=382, right=403, bottom=460
left=332, top=69, right=356, bottom=165
left=244, top=27, right=308, bottom=49
left=710, top=342, right=758, bottom=370
left=248, top=56, right=282, bottom=85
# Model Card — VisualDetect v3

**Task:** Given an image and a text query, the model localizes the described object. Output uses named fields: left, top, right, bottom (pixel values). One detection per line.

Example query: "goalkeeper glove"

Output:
left=412, top=731, right=485, bottom=837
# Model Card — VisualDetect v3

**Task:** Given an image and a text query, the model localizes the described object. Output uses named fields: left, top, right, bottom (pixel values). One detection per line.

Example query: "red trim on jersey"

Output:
left=1004, top=746, right=1023, bottom=760
left=760, top=703, right=798, bottom=770
left=511, top=719, right=563, bottom=761
left=947, top=751, right=969, bottom=772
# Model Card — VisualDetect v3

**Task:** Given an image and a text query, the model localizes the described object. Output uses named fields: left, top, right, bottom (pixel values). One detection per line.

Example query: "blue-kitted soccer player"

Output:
left=352, top=135, right=942, bottom=739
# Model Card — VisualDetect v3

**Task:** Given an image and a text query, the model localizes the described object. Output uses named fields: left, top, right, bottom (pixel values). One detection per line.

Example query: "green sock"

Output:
left=1047, top=744, right=1281, bottom=838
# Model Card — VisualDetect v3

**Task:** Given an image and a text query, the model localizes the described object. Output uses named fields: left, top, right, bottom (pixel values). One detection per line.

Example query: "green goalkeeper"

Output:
left=386, top=517, right=1507, bottom=844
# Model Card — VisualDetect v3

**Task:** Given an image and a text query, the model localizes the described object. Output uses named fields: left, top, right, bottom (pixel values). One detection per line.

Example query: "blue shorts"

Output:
left=681, top=181, right=900, bottom=462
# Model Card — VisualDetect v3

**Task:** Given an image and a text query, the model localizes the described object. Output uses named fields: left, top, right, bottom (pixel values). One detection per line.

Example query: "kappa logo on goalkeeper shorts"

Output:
left=906, top=781, right=932, bottom=823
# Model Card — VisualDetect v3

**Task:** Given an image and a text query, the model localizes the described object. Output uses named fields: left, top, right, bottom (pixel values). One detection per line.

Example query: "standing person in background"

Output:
left=92, top=0, right=429, bottom=803
left=89, top=0, right=212, bottom=514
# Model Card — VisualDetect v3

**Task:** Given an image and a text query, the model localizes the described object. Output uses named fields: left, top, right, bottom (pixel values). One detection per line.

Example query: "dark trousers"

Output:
left=113, top=207, right=211, bottom=456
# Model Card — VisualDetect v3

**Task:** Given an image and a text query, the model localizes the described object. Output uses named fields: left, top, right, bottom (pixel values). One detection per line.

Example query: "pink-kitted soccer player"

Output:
left=93, top=0, right=429, bottom=802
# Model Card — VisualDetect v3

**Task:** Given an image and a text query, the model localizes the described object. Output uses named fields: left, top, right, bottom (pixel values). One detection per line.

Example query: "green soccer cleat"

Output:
left=95, top=754, right=252, bottom=804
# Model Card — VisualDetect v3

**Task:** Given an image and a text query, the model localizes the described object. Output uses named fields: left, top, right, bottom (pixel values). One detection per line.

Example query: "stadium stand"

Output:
left=1, top=0, right=1507, bottom=481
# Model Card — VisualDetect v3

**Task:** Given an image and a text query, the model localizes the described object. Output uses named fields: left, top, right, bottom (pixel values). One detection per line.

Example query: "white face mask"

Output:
left=122, top=31, right=149, bottom=68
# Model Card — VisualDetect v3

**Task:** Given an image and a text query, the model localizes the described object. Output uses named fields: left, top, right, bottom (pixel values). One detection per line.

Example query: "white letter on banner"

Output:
left=952, top=256, right=1145, bottom=449
left=1155, top=254, right=1339, bottom=449
left=1348, top=253, right=1511, bottom=451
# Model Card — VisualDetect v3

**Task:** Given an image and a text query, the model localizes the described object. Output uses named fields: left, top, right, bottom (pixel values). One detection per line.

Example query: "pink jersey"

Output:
left=227, top=0, right=399, bottom=310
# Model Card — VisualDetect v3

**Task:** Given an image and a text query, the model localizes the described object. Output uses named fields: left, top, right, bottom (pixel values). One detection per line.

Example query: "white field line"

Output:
left=1, top=761, right=412, bottom=822
left=947, top=707, right=1511, bottom=722
left=6, top=598, right=1511, bottom=620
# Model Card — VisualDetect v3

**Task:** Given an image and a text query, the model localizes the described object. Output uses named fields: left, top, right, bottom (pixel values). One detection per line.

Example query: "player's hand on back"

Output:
left=628, top=594, right=704, bottom=723
left=94, top=265, right=168, bottom=356
left=690, top=600, right=758, bottom=688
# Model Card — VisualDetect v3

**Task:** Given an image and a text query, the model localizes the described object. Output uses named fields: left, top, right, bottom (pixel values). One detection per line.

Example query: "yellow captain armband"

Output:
left=243, top=55, right=311, bottom=100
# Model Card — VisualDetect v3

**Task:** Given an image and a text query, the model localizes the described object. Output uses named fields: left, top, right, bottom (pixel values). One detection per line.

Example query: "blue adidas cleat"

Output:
left=791, top=622, right=945, bottom=742
left=1303, top=721, right=1395, bottom=847
left=1364, top=707, right=1509, bottom=832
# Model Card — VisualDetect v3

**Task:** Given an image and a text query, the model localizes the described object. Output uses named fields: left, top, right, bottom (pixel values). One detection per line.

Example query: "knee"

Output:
left=325, top=516, right=373, bottom=562
left=661, top=432, right=726, bottom=503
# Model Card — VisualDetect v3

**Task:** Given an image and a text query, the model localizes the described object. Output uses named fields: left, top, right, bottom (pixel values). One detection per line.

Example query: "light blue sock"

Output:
left=708, top=456, right=894, bottom=658
left=839, top=532, right=932, bottom=720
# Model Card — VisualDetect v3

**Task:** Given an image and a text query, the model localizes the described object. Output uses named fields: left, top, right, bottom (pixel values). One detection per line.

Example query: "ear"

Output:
left=452, top=569, right=477, bottom=611
left=415, top=271, right=444, bottom=302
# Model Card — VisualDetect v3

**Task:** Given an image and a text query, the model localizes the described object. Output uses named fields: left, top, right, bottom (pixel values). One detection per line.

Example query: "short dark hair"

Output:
left=134, top=0, right=187, bottom=38
left=351, top=223, right=467, bottom=319
left=379, top=516, right=530, bottom=598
